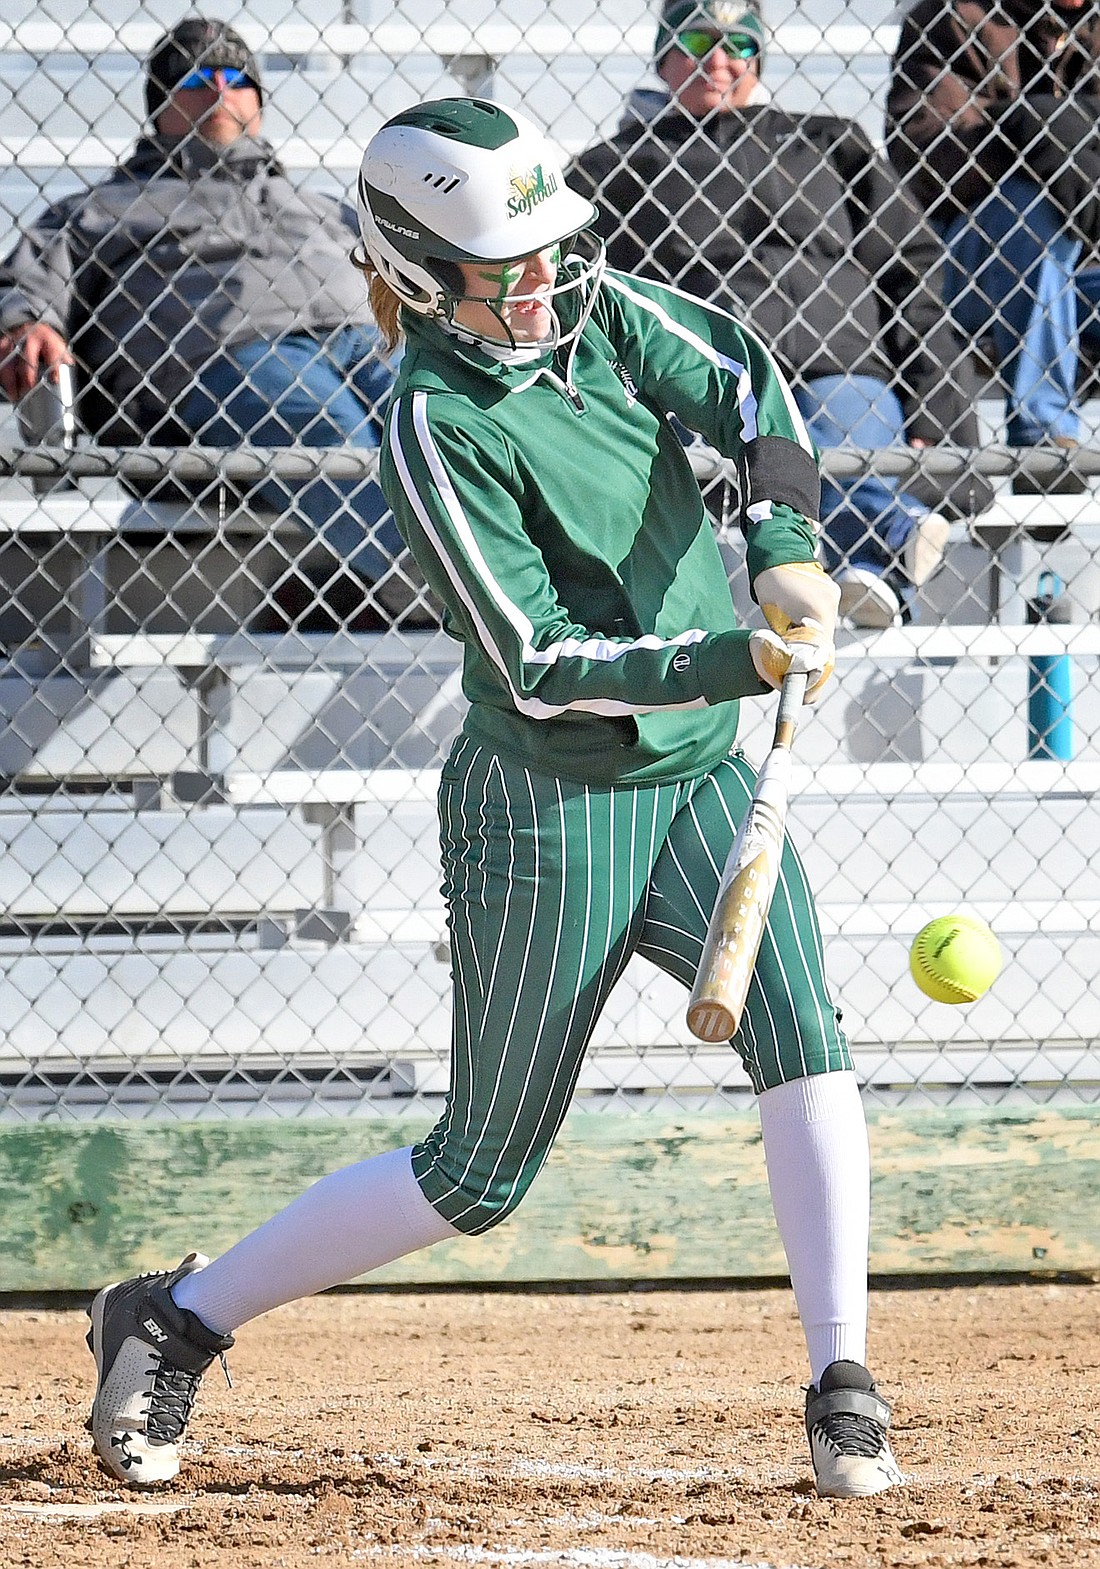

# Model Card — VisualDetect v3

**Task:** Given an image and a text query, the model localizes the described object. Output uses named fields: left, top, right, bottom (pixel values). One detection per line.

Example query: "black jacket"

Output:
left=886, top=0, right=1100, bottom=241
left=568, top=102, right=979, bottom=446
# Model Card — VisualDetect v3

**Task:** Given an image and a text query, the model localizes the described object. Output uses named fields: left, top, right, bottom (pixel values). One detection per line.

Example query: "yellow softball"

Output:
left=909, top=914, right=1002, bottom=1004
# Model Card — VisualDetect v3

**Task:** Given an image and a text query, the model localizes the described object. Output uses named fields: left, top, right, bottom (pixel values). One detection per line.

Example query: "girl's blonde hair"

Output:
left=350, top=245, right=405, bottom=353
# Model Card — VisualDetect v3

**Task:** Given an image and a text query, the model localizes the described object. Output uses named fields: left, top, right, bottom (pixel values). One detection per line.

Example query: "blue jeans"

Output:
left=941, top=176, right=1100, bottom=444
left=179, top=326, right=404, bottom=584
left=794, top=376, right=929, bottom=582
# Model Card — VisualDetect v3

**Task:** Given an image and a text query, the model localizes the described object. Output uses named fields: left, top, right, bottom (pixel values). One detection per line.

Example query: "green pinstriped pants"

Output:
left=411, top=733, right=850, bottom=1234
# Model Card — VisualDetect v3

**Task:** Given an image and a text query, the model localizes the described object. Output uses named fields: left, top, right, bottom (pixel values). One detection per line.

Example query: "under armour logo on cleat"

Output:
left=111, top=1435, right=141, bottom=1469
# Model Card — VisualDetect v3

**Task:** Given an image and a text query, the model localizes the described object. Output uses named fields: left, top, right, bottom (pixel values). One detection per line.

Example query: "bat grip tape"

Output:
left=777, top=670, right=808, bottom=722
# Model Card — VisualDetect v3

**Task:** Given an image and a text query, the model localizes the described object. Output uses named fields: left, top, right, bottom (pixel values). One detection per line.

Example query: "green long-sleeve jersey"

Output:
left=381, top=266, right=821, bottom=787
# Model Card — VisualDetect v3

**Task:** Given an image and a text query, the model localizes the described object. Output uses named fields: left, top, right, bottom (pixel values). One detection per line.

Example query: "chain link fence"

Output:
left=0, top=1, right=1097, bottom=1124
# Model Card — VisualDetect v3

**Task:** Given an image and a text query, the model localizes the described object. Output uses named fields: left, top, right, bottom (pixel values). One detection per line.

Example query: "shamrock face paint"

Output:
left=473, top=261, right=525, bottom=304
left=454, top=245, right=562, bottom=346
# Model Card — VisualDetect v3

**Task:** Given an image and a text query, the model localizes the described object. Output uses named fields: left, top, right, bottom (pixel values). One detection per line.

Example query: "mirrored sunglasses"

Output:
left=174, top=66, right=256, bottom=91
left=676, top=28, right=761, bottom=62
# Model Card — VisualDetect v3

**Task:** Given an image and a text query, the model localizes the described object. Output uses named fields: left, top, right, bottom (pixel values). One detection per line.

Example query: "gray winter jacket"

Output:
left=0, top=134, right=372, bottom=443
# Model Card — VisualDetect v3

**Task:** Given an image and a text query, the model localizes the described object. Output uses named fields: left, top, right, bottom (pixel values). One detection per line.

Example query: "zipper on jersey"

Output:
left=537, top=366, right=586, bottom=413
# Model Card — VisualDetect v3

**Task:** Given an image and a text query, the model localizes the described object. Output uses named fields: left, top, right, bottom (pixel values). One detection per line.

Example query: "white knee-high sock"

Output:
left=170, top=1146, right=456, bottom=1334
left=756, top=1070, right=870, bottom=1386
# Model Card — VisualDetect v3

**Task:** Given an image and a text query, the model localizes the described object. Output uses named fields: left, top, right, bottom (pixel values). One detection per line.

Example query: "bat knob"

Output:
left=685, top=1000, right=736, bottom=1043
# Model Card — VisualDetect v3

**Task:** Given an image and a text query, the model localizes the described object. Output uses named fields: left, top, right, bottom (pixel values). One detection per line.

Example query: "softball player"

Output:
left=87, top=98, right=902, bottom=1500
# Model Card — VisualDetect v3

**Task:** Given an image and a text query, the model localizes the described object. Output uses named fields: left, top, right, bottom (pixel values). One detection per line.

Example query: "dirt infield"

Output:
left=2, top=1279, right=1099, bottom=1569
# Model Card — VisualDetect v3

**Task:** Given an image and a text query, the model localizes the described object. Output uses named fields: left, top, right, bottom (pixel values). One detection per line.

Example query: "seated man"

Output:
left=0, top=17, right=422, bottom=623
left=569, top=0, right=984, bottom=627
left=886, top=0, right=1100, bottom=495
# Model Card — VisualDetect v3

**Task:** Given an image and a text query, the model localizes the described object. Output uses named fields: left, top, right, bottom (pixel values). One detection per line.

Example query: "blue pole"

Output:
left=1026, top=571, right=1074, bottom=761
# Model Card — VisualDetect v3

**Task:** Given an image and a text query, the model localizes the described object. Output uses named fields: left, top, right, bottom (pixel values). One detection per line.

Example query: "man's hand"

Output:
left=0, top=323, right=72, bottom=403
left=749, top=622, right=833, bottom=705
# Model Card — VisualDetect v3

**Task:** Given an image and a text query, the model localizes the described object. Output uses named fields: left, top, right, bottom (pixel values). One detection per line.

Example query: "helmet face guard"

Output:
left=357, top=98, right=601, bottom=349
left=433, top=228, right=606, bottom=354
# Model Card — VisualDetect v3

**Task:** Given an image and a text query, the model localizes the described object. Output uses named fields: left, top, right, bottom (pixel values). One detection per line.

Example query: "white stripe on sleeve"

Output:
left=387, top=392, right=710, bottom=721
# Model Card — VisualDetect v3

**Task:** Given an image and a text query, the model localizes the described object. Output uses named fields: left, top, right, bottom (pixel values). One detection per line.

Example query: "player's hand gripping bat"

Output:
left=686, top=669, right=808, bottom=1043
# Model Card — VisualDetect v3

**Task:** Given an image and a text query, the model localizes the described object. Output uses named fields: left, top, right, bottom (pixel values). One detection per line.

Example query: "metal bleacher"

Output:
left=1, top=4, right=1099, bottom=1118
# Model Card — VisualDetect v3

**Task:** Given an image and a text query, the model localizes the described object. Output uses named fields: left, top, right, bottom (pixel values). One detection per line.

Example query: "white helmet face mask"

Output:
left=357, top=98, right=603, bottom=354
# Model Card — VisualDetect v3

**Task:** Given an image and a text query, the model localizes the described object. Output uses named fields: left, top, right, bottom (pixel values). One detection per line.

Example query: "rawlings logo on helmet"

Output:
left=376, top=215, right=422, bottom=240
left=506, top=164, right=559, bottom=219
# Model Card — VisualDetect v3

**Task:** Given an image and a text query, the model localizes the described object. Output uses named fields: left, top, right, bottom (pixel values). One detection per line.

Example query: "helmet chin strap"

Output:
left=438, top=298, right=559, bottom=361
left=448, top=330, right=553, bottom=365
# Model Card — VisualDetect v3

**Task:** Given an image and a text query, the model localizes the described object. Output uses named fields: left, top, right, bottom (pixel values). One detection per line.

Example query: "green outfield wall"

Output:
left=2, top=1106, right=1098, bottom=1291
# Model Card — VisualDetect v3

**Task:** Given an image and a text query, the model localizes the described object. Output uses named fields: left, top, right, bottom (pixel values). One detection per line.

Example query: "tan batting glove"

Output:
left=752, top=561, right=838, bottom=702
left=748, top=622, right=833, bottom=705
left=754, top=561, right=840, bottom=643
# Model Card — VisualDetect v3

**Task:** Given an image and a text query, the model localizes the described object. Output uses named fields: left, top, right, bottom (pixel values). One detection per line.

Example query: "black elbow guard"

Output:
left=744, top=436, right=820, bottom=524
